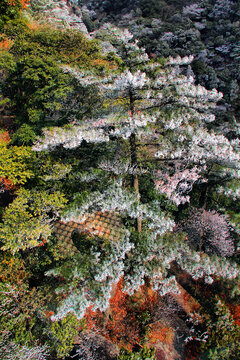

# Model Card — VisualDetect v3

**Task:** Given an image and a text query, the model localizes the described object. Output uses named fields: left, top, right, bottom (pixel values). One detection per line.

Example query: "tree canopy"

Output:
left=0, top=2, right=239, bottom=359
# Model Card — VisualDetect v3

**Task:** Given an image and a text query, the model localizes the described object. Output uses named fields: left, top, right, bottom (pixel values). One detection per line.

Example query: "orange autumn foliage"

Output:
left=0, top=131, right=10, bottom=143
left=104, top=279, right=140, bottom=350
left=91, top=58, right=117, bottom=71
left=83, top=279, right=140, bottom=350
left=132, top=282, right=160, bottom=313
left=84, top=305, right=101, bottom=332
left=84, top=279, right=163, bottom=351
left=0, top=38, right=13, bottom=50
left=0, top=254, right=28, bottom=283
left=229, top=304, right=240, bottom=326
left=45, top=310, right=55, bottom=319
left=0, top=177, right=18, bottom=192
left=147, top=321, right=173, bottom=344
left=27, top=21, right=39, bottom=30
left=38, top=238, right=47, bottom=247
left=7, top=0, right=30, bottom=9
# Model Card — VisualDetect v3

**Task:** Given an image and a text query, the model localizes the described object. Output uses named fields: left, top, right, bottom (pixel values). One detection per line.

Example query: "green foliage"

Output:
left=4, top=52, right=74, bottom=129
left=11, top=124, right=37, bottom=145
left=139, top=0, right=175, bottom=20
left=0, top=2, right=239, bottom=357
left=0, top=50, right=16, bottom=73
left=118, top=347, right=156, bottom=360
left=72, top=231, right=104, bottom=254
left=139, top=175, right=159, bottom=204
left=49, top=313, right=79, bottom=358
left=0, top=280, right=48, bottom=347
left=26, top=27, right=100, bottom=63
left=0, top=188, right=67, bottom=253
left=39, top=161, right=72, bottom=183
left=0, top=0, right=29, bottom=33
left=0, top=137, right=34, bottom=185
left=0, top=252, right=29, bottom=283
left=0, top=26, right=111, bottom=135
left=200, top=299, right=240, bottom=359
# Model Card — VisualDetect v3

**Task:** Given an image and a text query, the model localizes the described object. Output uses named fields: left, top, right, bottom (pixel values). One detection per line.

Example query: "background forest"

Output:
left=0, top=0, right=240, bottom=359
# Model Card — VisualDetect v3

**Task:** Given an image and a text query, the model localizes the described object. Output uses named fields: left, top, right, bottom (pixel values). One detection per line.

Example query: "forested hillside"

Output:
left=0, top=1, right=240, bottom=359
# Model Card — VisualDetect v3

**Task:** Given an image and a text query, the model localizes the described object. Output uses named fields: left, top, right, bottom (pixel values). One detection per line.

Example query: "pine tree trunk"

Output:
left=199, top=183, right=209, bottom=209
left=129, top=132, right=142, bottom=232
left=129, top=90, right=142, bottom=232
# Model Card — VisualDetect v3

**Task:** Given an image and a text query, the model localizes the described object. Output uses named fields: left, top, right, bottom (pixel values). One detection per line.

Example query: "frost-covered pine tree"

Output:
left=33, top=26, right=240, bottom=320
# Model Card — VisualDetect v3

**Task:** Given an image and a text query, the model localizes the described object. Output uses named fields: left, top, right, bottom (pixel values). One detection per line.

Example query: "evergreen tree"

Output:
left=33, top=26, right=240, bottom=320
